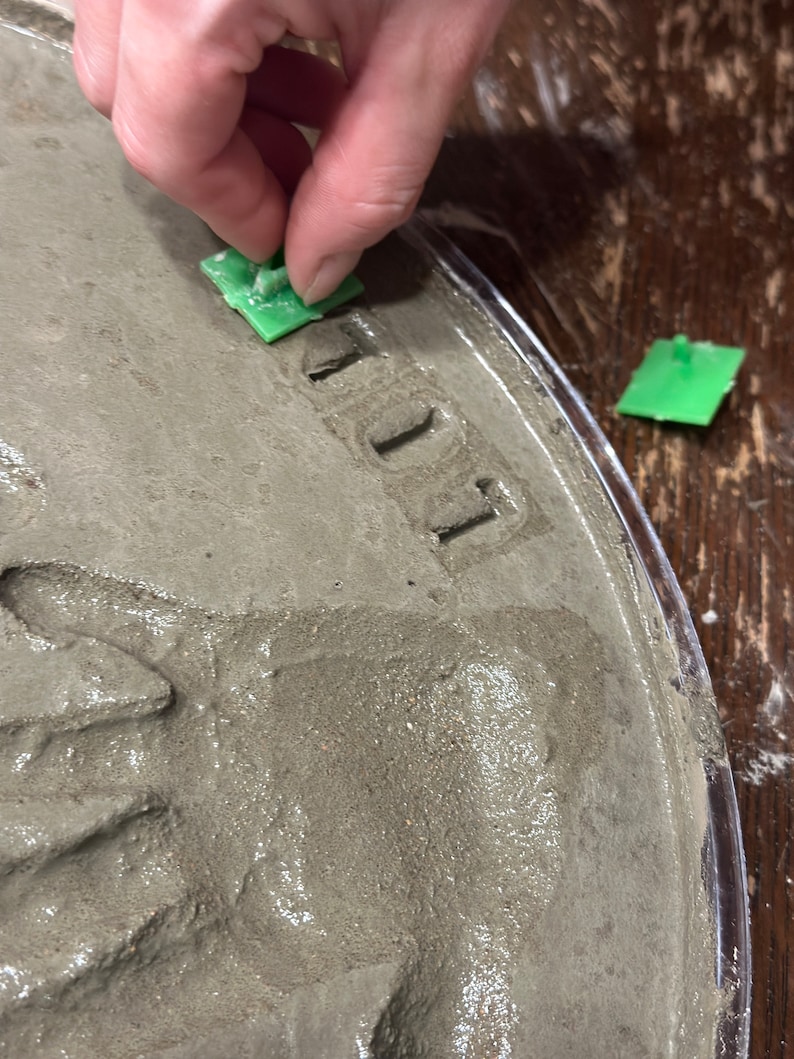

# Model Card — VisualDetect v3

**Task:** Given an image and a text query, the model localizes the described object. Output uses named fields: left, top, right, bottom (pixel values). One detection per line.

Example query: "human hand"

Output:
left=0, top=558, right=566, bottom=1052
left=72, top=0, right=509, bottom=303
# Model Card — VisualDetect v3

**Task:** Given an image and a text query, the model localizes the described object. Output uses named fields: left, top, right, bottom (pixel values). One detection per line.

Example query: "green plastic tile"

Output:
left=616, top=334, right=746, bottom=427
left=200, top=246, right=364, bottom=343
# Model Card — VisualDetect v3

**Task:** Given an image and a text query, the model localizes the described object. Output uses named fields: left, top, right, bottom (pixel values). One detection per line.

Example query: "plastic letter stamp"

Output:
left=200, top=247, right=364, bottom=344
left=616, top=334, right=745, bottom=426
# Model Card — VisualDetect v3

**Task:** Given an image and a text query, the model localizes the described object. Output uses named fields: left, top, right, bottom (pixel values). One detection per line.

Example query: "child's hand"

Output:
left=73, top=0, right=508, bottom=302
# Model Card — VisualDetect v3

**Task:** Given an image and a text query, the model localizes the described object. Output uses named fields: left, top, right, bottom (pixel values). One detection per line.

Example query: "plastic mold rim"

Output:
left=400, top=214, right=752, bottom=1059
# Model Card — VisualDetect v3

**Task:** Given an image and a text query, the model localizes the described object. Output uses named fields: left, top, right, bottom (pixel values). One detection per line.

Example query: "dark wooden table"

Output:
left=424, top=2, right=792, bottom=1055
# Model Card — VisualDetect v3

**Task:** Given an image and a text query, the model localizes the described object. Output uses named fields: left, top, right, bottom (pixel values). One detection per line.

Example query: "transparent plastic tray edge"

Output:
left=401, top=215, right=752, bottom=1059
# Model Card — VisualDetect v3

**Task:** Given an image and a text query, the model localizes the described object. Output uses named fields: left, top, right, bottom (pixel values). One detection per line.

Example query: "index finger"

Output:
left=112, top=0, right=288, bottom=261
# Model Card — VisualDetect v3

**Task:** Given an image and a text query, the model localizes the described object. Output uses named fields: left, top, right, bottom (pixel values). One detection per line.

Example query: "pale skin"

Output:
left=73, top=0, right=510, bottom=303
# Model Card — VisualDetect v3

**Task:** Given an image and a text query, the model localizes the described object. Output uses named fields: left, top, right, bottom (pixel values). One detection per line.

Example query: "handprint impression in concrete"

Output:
left=0, top=562, right=604, bottom=1057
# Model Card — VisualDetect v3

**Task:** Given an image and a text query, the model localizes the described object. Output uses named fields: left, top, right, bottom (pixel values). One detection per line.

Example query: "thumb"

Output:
left=0, top=564, right=193, bottom=684
left=285, top=2, right=507, bottom=303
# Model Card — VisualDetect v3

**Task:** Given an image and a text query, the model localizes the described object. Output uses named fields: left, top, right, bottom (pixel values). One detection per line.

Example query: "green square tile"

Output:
left=200, top=246, right=364, bottom=344
left=616, top=335, right=745, bottom=426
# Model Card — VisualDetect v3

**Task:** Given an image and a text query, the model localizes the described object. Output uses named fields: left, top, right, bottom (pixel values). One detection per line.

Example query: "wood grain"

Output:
left=428, top=1, right=793, bottom=1055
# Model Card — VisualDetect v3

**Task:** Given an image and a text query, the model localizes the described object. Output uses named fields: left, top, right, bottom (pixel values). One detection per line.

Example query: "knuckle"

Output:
left=72, top=49, right=113, bottom=117
left=112, top=112, right=178, bottom=191
left=112, top=114, right=154, bottom=180
left=344, top=168, right=424, bottom=233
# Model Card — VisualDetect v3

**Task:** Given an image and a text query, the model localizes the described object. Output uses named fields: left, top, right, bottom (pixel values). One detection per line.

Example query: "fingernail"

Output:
left=303, top=251, right=360, bottom=305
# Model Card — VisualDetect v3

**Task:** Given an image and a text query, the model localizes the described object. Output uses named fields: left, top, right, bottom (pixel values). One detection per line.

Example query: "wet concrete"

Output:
left=0, top=7, right=721, bottom=1056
